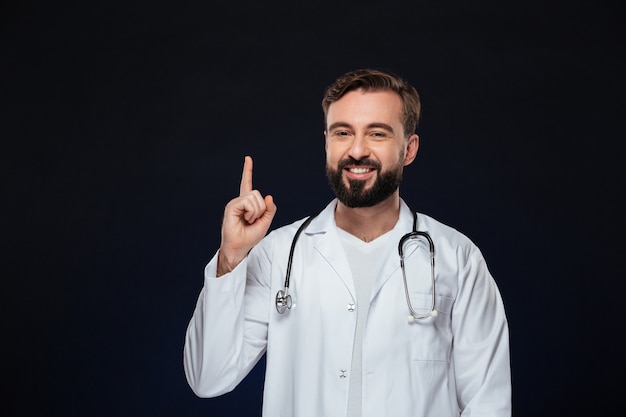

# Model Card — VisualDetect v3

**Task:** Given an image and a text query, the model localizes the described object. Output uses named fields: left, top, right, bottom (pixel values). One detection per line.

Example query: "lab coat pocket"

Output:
left=410, top=293, right=454, bottom=363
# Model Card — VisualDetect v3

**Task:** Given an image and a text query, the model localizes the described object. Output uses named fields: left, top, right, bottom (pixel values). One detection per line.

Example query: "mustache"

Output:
left=337, top=157, right=381, bottom=171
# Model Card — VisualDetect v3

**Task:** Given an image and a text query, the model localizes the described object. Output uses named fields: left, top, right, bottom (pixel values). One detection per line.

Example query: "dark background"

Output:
left=2, top=0, right=625, bottom=415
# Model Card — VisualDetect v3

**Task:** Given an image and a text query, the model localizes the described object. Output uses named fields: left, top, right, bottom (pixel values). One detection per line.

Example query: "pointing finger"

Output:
left=239, top=155, right=253, bottom=196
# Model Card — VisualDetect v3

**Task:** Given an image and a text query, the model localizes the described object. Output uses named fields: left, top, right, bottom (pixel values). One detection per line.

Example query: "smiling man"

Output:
left=184, top=69, right=512, bottom=417
left=324, top=87, right=418, bottom=242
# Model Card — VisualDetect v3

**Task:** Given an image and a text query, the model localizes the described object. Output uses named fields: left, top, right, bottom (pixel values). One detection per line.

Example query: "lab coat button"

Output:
left=340, top=370, right=347, bottom=378
left=348, top=303, right=355, bottom=312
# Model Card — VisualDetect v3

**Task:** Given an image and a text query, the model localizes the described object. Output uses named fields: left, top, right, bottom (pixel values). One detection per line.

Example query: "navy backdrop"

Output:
left=3, top=0, right=625, bottom=416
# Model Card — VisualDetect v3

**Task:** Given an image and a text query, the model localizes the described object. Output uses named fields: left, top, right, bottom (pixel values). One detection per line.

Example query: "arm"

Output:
left=453, top=247, right=512, bottom=416
left=183, top=156, right=277, bottom=397
left=183, top=245, right=272, bottom=396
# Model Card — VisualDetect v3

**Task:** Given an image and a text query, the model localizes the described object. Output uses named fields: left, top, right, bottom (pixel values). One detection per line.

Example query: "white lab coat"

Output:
left=184, top=199, right=511, bottom=417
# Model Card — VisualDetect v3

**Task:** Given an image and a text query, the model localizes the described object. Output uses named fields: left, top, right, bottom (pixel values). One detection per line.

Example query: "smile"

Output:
left=348, top=167, right=373, bottom=174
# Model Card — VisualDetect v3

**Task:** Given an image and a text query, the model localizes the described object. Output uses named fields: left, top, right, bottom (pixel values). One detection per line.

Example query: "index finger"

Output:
left=239, top=155, right=253, bottom=196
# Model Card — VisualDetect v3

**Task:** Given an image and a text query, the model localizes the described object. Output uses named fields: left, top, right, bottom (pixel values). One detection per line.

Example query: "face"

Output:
left=324, top=89, right=419, bottom=208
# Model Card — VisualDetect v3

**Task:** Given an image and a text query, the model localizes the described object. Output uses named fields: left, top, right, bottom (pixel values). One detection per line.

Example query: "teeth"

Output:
left=349, top=168, right=371, bottom=174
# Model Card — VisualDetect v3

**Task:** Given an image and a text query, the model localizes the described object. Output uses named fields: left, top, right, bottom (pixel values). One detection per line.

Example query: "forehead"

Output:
left=326, top=89, right=404, bottom=127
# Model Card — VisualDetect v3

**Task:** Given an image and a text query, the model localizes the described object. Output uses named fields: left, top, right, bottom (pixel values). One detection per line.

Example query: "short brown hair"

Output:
left=321, top=68, right=421, bottom=137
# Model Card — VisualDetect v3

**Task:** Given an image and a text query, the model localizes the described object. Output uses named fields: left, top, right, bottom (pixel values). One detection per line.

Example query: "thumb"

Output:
left=263, top=195, right=277, bottom=221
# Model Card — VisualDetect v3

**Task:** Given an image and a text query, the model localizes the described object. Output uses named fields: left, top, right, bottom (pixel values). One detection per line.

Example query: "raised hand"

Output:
left=217, top=156, right=277, bottom=276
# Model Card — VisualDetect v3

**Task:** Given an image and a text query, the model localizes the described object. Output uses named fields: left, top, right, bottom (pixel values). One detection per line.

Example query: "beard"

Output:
left=326, top=157, right=403, bottom=208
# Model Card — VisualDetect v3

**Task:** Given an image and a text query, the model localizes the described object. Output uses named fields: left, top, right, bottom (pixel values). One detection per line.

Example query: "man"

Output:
left=184, top=69, right=511, bottom=416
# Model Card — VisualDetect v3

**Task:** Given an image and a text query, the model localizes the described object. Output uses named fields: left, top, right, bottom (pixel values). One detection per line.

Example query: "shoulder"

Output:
left=260, top=201, right=334, bottom=248
left=266, top=200, right=336, bottom=242
left=264, top=217, right=310, bottom=245
left=417, top=212, right=483, bottom=259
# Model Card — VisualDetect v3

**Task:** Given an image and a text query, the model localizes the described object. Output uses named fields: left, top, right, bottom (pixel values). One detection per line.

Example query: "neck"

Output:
left=335, top=193, right=401, bottom=242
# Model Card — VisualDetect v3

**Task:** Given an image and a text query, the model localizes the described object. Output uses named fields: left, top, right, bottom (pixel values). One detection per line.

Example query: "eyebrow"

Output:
left=367, top=122, right=395, bottom=133
left=327, top=122, right=396, bottom=133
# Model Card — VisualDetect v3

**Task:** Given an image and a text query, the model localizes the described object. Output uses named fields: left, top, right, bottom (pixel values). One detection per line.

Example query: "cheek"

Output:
left=325, top=144, right=342, bottom=163
left=380, top=148, right=401, bottom=164
left=325, top=150, right=333, bottom=164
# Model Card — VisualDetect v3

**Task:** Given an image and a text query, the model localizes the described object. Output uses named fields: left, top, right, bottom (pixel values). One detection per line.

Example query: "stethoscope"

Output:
left=275, top=208, right=438, bottom=322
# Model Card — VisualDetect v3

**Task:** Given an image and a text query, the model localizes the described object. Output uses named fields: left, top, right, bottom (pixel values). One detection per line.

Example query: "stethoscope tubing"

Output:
left=276, top=206, right=437, bottom=321
left=276, top=208, right=323, bottom=314
left=399, top=226, right=437, bottom=321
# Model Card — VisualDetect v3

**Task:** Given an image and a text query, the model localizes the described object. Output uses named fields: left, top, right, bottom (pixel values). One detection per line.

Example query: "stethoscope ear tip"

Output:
left=408, top=310, right=438, bottom=323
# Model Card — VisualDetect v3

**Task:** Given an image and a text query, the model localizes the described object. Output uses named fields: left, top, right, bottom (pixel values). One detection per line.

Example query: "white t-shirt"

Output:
left=337, top=227, right=393, bottom=417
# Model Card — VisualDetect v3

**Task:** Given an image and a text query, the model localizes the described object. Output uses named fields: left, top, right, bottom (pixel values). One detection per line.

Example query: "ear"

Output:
left=324, top=130, right=328, bottom=151
left=403, top=134, right=419, bottom=166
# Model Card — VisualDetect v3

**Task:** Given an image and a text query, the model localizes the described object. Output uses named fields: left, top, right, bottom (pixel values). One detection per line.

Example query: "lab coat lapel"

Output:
left=370, top=202, right=415, bottom=301
left=305, top=200, right=356, bottom=299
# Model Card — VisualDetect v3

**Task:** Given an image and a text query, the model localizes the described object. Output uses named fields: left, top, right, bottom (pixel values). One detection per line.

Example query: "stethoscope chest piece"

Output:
left=275, top=289, right=292, bottom=314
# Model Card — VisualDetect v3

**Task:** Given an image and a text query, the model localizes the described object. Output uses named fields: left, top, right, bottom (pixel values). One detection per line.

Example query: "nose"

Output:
left=348, top=134, right=370, bottom=161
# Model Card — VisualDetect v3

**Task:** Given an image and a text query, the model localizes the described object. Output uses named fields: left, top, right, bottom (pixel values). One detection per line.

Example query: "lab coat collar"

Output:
left=302, top=198, right=414, bottom=235
left=302, top=198, right=416, bottom=301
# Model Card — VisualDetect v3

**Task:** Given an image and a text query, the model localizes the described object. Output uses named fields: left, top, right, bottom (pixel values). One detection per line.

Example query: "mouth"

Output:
left=346, top=167, right=374, bottom=174
left=336, top=157, right=381, bottom=181
left=344, top=165, right=376, bottom=180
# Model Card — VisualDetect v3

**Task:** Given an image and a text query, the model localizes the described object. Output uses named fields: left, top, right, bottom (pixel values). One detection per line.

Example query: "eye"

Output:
left=370, top=131, right=388, bottom=139
left=333, top=130, right=351, bottom=138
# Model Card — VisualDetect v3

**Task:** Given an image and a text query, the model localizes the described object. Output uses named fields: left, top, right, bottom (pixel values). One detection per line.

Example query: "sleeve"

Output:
left=452, top=245, right=512, bottom=417
left=183, top=236, right=273, bottom=397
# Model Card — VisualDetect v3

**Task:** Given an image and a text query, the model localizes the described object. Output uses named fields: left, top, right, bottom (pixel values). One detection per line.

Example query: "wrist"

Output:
left=216, top=249, right=244, bottom=277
